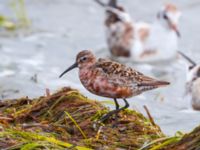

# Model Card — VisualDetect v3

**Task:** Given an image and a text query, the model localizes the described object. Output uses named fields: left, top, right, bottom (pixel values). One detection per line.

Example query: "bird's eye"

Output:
left=81, top=57, right=87, bottom=61
left=197, top=68, right=200, bottom=77
left=189, top=65, right=195, bottom=70
left=163, top=13, right=168, bottom=20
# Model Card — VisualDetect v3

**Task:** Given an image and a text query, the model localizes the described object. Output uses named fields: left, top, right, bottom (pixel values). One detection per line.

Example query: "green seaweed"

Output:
left=0, top=15, right=16, bottom=30
left=10, top=0, right=31, bottom=27
left=0, top=129, right=91, bottom=150
left=65, top=111, right=87, bottom=139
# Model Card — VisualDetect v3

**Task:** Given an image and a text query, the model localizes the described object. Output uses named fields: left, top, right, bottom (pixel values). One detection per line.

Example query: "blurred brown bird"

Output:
left=95, top=0, right=134, bottom=57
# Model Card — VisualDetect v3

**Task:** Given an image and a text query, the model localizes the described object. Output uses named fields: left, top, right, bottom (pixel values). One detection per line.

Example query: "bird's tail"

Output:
left=137, top=80, right=170, bottom=92
left=149, top=80, right=170, bottom=87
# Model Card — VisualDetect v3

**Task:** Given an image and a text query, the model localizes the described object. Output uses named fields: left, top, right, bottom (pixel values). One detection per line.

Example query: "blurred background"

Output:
left=0, top=0, right=200, bottom=135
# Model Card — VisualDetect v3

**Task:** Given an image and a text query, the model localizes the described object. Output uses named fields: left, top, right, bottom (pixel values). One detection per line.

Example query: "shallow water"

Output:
left=0, top=0, right=200, bottom=135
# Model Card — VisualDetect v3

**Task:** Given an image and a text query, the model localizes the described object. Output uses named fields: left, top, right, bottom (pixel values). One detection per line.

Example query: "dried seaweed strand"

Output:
left=65, top=111, right=87, bottom=139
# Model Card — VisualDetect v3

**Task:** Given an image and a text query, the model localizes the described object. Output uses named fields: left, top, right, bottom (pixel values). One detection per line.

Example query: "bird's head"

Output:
left=178, top=51, right=199, bottom=82
left=157, top=3, right=181, bottom=37
left=187, top=65, right=200, bottom=83
left=59, top=50, right=96, bottom=78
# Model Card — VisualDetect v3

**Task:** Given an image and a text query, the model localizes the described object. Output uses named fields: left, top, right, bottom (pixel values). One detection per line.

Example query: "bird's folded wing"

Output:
left=95, top=59, right=143, bottom=85
left=96, top=58, right=169, bottom=87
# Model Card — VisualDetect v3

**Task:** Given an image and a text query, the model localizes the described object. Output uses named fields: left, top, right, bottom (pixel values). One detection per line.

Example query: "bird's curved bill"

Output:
left=178, top=51, right=196, bottom=66
left=59, top=62, right=78, bottom=78
left=171, top=24, right=181, bottom=38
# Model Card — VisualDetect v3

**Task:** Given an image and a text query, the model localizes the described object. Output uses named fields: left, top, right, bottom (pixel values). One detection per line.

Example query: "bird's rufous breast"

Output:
left=79, top=67, right=133, bottom=98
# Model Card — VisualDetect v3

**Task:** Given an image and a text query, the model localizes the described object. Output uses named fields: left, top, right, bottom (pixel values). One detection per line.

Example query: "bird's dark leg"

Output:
left=100, top=98, right=119, bottom=123
left=113, top=98, right=120, bottom=122
left=113, top=98, right=119, bottom=110
left=99, top=98, right=129, bottom=123
left=122, top=98, right=129, bottom=110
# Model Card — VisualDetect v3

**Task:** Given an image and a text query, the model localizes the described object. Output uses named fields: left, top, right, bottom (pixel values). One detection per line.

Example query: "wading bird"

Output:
left=132, top=3, right=181, bottom=62
left=60, top=50, right=170, bottom=122
left=95, top=0, right=134, bottom=57
left=178, top=51, right=200, bottom=110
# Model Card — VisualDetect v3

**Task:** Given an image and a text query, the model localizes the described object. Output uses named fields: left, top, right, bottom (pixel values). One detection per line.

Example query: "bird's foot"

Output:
left=99, top=109, right=119, bottom=123
left=93, top=108, right=123, bottom=130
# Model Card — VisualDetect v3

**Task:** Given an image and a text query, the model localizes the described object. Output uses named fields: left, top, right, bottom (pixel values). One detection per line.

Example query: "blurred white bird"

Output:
left=95, top=1, right=181, bottom=62
left=179, top=51, right=200, bottom=111
left=95, top=0, right=134, bottom=57
left=132, top=3, right=181, bottom=62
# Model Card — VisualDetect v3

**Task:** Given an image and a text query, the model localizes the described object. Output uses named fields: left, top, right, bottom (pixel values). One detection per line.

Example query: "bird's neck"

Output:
left=79, top=65, right=93, bottom=79
left=153, top=20, right=177, bottom=36
left=79, top=66, right=94, bottom=88
left=155, top=19, right=171, bottom=31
